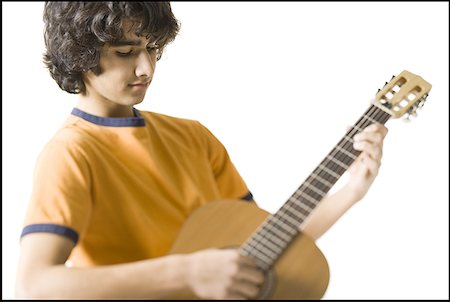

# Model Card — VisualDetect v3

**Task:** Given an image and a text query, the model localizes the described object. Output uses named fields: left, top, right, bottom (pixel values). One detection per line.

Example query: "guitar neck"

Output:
left=240, top=104, right=392, bottom=271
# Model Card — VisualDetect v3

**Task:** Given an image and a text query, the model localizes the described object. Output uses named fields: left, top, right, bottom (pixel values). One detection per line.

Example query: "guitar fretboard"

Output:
left=239, top=104, right=392, bottom=271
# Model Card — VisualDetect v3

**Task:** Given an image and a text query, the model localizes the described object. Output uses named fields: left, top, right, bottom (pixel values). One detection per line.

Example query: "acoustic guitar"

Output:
left=169, top=70, right=432, bottom=299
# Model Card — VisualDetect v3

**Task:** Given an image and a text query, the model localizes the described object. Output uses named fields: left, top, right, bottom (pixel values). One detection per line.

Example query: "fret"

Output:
left=329, top=147, right=356, bottom=165
left=248, top=239, right=282, bottom=259
left=286, top=200, right=312, bottom=217
left=264, top=218, right=298, bottom=238
left=295, top=185, right=324, bottom=203
left=325, top=155, right=350, bottom=170
left=277, top=211, right=303, bottom=228
left=279, top=206, right=308, bottom=223
left=351, top=124, right=365, bottom=133
left=318, top=164, right=341, bottom=179
left=248, top=239, right=280, bottom=260
left=264, top=226, right=293, bottom=243
left=306, top=175, right=332, bottom=191
left=272, top=212, right=301, bottom=230
left=292, top=191, right=318, bottom=209
left=334, top=146, right=358, bottom=160
left=266, top=216, right=298, bottom=235
left=302, top=180, right=327, bottom=198
left=259, top=227, right=291, bottom=246
left=363, top=114, right=378, bottom=124
left=342, top=136, right=354, bottom=144
left=247, top=248, right=273, bottom=267
left=248, top=239, right=277, bottom=260
left=254, top=231, right=288, bottom=250
left=310, top=172, right=334, bottom=188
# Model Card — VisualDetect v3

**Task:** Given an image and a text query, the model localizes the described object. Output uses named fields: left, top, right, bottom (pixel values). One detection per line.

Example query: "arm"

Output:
left=15, top=233, right=188, bottom=299
left=301, top=123, right=388, bottom=240
left=15, top=233, right=264, bottom=299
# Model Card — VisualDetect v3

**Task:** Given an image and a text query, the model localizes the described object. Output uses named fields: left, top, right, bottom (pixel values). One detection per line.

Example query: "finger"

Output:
left=353, top=141, right=382, bottom=162
left=237, top=254, right=258, bottom=267
left=347, top=123, right=387, bottom=138
left=228, top=281, right=261, bottom=299
left=364, top=123, right=388, bottom=135
left=354, top=131, right=384, bottom=146
left=359, top=123, right=388, bottom=138
left=234, top=266, right=264, bottom=285
left=360, top=153, right=380, bottom=176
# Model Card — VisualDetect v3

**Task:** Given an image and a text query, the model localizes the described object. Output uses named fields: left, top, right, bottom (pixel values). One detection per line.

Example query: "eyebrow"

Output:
left=110, top=39, right=142, bottom=46
left=110, top=39, right=158, bottom=47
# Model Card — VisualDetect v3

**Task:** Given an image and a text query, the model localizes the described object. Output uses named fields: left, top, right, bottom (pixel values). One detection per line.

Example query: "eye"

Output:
left=116, top=49, right=133, bottom=57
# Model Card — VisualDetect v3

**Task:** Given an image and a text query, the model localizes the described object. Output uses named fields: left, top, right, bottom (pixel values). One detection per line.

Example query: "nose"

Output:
left=135, top=50, right=156, bottom=78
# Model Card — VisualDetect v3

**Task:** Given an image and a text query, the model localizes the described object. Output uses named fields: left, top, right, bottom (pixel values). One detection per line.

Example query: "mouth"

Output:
left=128, top=81, right=151, bottom=90
left=129, top=81, right=150, bottom=86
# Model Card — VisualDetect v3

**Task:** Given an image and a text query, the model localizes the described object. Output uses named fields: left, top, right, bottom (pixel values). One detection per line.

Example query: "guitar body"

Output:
left=169, top=200, right=330, bottom=299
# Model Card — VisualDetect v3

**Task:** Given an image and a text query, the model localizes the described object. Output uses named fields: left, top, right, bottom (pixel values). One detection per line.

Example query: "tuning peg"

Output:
left=403, top=106, right=418, bottom=122
left=403, top=112, right=416, bottom=122
left=391, top=75, right=396, bottom=80
left=417, top=99, right=426, bottom=108
left=417, top=94, right=429, bottom=108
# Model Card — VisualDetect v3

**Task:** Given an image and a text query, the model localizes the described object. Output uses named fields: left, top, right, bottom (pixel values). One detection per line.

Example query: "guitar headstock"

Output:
left=374, top=70, right=432, bottom=121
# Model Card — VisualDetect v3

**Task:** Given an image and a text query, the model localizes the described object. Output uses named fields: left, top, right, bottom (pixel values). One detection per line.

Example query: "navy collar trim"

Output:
left=71, top=108, right=145, bottom=127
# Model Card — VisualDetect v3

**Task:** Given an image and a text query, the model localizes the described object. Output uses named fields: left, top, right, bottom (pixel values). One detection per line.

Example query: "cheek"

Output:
left=96, top=71, right=128, bottom=93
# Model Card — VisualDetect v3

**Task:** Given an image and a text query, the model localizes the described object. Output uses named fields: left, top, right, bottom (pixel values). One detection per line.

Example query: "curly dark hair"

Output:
left=43, top=2, right=180, bottom=94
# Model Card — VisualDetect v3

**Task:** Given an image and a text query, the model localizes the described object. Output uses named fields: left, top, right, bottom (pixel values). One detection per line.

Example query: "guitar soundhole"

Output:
left=257, top=269, right=276, bottom=299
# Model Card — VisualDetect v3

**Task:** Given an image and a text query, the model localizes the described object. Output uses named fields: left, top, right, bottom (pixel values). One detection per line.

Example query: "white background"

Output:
left=3, top=2, right=449, bottom=299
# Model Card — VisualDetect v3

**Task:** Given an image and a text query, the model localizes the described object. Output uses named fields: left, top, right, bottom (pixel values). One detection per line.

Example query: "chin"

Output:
left=133, top=97, right=145, bottom=105
left=123, top=96, right=145, bottom=106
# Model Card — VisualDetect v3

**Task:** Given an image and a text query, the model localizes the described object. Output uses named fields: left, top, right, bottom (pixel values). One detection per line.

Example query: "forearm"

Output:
left=301, top=185, right=358, bottom=241
left=17, top=254, right=188, bottom=299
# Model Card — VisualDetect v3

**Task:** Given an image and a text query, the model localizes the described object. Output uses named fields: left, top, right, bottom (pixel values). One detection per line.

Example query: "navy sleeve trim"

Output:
left=240, top=191, right=254, bottom=202
left=21, top=224, right=79, bottom=245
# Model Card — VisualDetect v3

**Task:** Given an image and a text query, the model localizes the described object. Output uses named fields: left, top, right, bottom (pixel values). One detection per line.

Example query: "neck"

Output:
left=76, top=96, right=135, bottom=118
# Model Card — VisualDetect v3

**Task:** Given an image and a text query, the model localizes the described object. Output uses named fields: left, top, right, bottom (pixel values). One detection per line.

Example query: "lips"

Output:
left=129, top=81, right=150, bottom=86
left=128, top=81, right=150, bottom=93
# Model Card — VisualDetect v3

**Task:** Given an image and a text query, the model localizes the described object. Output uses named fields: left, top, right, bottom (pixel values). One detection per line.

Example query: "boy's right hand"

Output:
left=183, top=248, right=265, bottom=299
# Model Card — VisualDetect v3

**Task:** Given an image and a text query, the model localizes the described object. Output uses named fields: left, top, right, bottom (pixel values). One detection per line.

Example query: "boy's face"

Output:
left=82, top=20, right=157, bottom=108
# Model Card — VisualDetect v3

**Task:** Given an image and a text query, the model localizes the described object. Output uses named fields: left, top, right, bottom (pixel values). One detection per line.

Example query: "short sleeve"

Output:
left=197, top=122, right=253, bottom=201
left=21, top=138, right=93, bottom=244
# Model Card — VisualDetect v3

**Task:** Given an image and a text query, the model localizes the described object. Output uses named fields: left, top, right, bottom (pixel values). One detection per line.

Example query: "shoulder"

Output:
left=140, top=111, right=203, bottom=130
left=140, top=110, right=213, bottom=141
left=38, top=116, right=96, bottom=164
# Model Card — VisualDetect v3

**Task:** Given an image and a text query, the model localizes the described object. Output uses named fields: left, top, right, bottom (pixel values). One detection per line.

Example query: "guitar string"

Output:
left=241, top=105, right=392, bottom=268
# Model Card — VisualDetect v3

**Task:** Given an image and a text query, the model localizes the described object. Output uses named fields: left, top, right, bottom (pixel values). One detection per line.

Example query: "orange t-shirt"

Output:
left=21, top=108, right=253, bottom=266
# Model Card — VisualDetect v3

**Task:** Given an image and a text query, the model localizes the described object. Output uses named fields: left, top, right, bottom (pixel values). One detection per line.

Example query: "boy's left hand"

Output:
left=346, top=123, right=389, bottom=202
